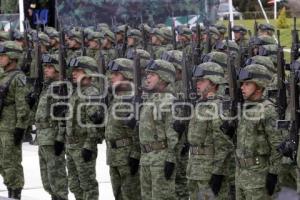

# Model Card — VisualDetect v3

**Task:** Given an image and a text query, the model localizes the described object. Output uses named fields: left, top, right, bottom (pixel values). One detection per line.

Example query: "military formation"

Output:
left=0, top=14, right=299, bottom=200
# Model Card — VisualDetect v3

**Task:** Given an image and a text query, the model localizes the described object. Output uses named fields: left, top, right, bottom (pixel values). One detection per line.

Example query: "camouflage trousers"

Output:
left=188, top=179, right=230, bottom=200
left=66, top=148, right=99, bottom=200
left=109, top=165, right=141, bottom=200
left=140, top=165, right=176, bottom=200
left=175, top=149, right=189, bottom=200
left=279, top=163, right=296, bottom=190
left=38, top=145, right=68, bottom=199
left=236, top=187, right=271, bottom=200
left=0, top=131, right=24, bottom=189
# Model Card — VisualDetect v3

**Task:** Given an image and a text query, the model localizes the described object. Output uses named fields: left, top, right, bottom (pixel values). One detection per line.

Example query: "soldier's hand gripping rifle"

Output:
left=277, top=61, right=300, bottom=162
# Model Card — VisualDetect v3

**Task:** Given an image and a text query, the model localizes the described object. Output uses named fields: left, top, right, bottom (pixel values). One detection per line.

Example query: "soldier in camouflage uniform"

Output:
left=139, top=59, right=178, bottom=200
left=150, top=28, right=172, bottom=59
left=99, top=28, right=117, bottom=66
left=236, top=64, right=283, bottom=199
left=35, top=53, right=68, bottom=200
left=202, top=27, right=220, bottom=54
left=176, top=26, right=193, bottom=55
left=126, top=29, right=143, bottom=54
left=258, top=24, right=275, bottom=37
left=86, top=31, right=103, bottom=59
left=105, top=58, right=141, bottom=200
left=0, top=41, right=30, bottom=199
left=44, top=27, right=60, bottom=54
left=232, top=25, right=248, bottom=48
left=214, top=23, right=227, bottom=41
left=187, top=62, right=234, bottom=200
left=66, top=29, right=83, bottom=62
left=56, top=56, right=101, bottom=200
left=114, top=25, right=130, bottom=58
left=161, top=50, right=189, bottom=200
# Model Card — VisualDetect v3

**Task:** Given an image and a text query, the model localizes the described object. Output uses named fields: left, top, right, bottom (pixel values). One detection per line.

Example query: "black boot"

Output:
left=7, top=187, right=12, bottom=198
left=11, top=188, right=22, bottom=199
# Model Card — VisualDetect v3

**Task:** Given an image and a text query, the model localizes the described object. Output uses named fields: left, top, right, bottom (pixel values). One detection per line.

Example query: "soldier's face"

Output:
left=67, top=38, right=77, bottom=48
left=0, top=54, right=10, bottom=68
left=145, top=72, right=160, bottom=90
left=196, top=78, right=213, bottom=96
left=44, top=65, right=59, bottom=80
left=151, top=35, right=158, bottom=44
left=127, top=37, right=135, bottom=46
left=72, top=68, right=86, bottom=84
left=116, top=33, right=123, bottom=42
left=234, top=32, right=241, bottom=40
left=241, top=81, right=259, bottom=100
left=110, top=72, right=125, bottom=87
left=88, top=40, right=99, bottom=49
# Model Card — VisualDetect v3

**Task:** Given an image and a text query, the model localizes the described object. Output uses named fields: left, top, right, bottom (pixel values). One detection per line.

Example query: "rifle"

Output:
left=228, top=20, right=232, bottom=40
left=220, top=37, right=241, bottom=141
left=291, top=17, right=299, bottom=61
left=254, top=15, right=258, bottom=37
left=171, top=17, right=177, bottom=50
left=140, top=16, right=148, bottom=50
left=195, top=20, right=202, bottom=65
left=8, top=21, right=13, bottom=40
left=122, top=25, right=128, bottom=57
left=80, top=27, right=86, bottom=56
left=277, top=62, right=300, bottom=162
left=276, top=30, right=287, bottom=121
left=21, top=19, right=33, bottom=73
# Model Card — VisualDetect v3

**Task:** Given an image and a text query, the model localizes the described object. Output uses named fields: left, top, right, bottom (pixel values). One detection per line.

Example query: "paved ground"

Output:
left=0, top=143, right=114, bottom=200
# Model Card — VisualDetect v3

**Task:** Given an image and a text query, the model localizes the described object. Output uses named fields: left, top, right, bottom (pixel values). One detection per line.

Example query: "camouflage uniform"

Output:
left=35, top=54, right=68, bottom=200
left=98, top=28, right=117, bottom=66
left=0, top=41, right=30, bottom=199
left=57, top=56, right=102, bottom=200
left=150, top=28, right=173, bottom=59
left=105, top=58, right=141, bottom=200
left=187, top=62, right=234, bottom=200
left=139, top=59, right=178, bottom=200
left=236, top=64, right=283, bottom=199
left=161, top=50, right=189, bottom=200
left=126, top=29, right=143, bottom=55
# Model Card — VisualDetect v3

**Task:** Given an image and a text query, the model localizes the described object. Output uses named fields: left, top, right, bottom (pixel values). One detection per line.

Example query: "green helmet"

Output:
left=151, top=28, right=165, bottom=41
left=254, top=35, right=277, bottom=45
left=160, top=27, right=172, bottom=42
left=214, top=23, right=227, bottom=35
left=39, top=32, right=51, bottom=46
left=239, top=64, right=272, bottom=88
left=44, top=27, right=59, bottom=39
left=232, top=25, right=247, bottom=34
left=0, top=31, right=10, bottom=41
left=258, top=23, right=275, bottom=34
left=176, top=26, right=192, bottom=39
left=191, top=25, right=205, bottom=33
left=67, top=29, right=82, bottom=44
left=156, top=23, right=167, bottom=28
left=246, top=55, right=276, bottom=74
left=126, top=49, right=151, bottom=68
left=127, top=29, right=142, bottom=42
left=258, top=44, right=277, bottom=64
left=87, top=31, right=103, bottom=41
left=206, top=27, right=220, bottom=40
left=101, top=28, right=115, bottom=43
left=138, top=23, right=151, bottom=34
left=41, top=53, right=60, bottom=72
left=96, top=23, right=110, bottom=31
left=107, top=58, right=133, bottom=80
left=215, top=40, right=239, bottom=55
left=161, top=50, right=182, bottom=70
left=0, top=41, right=22, bottom=60
left=202, top=52, right=227, bottom=69
left=145, top=59, right=176, bottom=83
left=114, top=25, right=130, bottom=33
left=69, top=56, right=98, bottom=76
left=192, top=62, right=225, bottom=85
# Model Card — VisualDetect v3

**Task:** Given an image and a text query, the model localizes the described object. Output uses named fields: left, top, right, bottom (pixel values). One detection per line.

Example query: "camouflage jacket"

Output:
left=105, top=91, right=140, bottom=166
left=139, top=92, right=178, bottom=166
left=151, top=44, right=173, bottom=59
left=35, top=81, right=59, bottom=146
left=0, top=69, right=30, bottom=131
left=95, top=48, right=117, bottom=67
left=59, top=85, right=102, bottom=151
left=187, top=96, right=234, bottom=181
left=236, top=100, right=283, bottom=189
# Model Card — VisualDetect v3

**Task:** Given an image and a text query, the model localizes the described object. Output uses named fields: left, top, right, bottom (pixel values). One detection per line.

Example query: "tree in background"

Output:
left=277, top=6, right=289, bottom=28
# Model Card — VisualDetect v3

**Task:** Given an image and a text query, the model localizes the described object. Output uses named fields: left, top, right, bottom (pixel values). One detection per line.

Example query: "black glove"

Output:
left=52, top=105, right=68, bottom=118
left=54, top=141, right=65, bottom=156
left=25, top=92, right=37, bottom=109
left=173, top=120, right=186, bottom=135
left=277, top=139, right=297, bottom=160
left=89, top=110, right=104, bottom=125
left=81, top=148, right=93, bottom=162
left=14, top=128, right=25, bottom=146
left=164, top=161, right=175, bottom=180
left=220, top=121, right=235, bottom=139
left=266, top=173, right=278, bottom=196
left=209, top=174, right=224, bottom=196
left=180, top=143, right=190, bottom=156
left=124, top=117, right=137, bottom=129
left=128, top=157, right=140, bottom=175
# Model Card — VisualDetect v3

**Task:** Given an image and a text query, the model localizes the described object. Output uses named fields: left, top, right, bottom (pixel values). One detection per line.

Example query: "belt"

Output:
left=66, top=136, right=80, bottom=144
left=237, top=156, right=268, bottom=168
left=141, top=141, right=167, bottom=153
left=190, top=145, right=213, bottom=155
left=36, top=122, right=53, bottom=129
left=109, top=138, right=132, bottom=149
